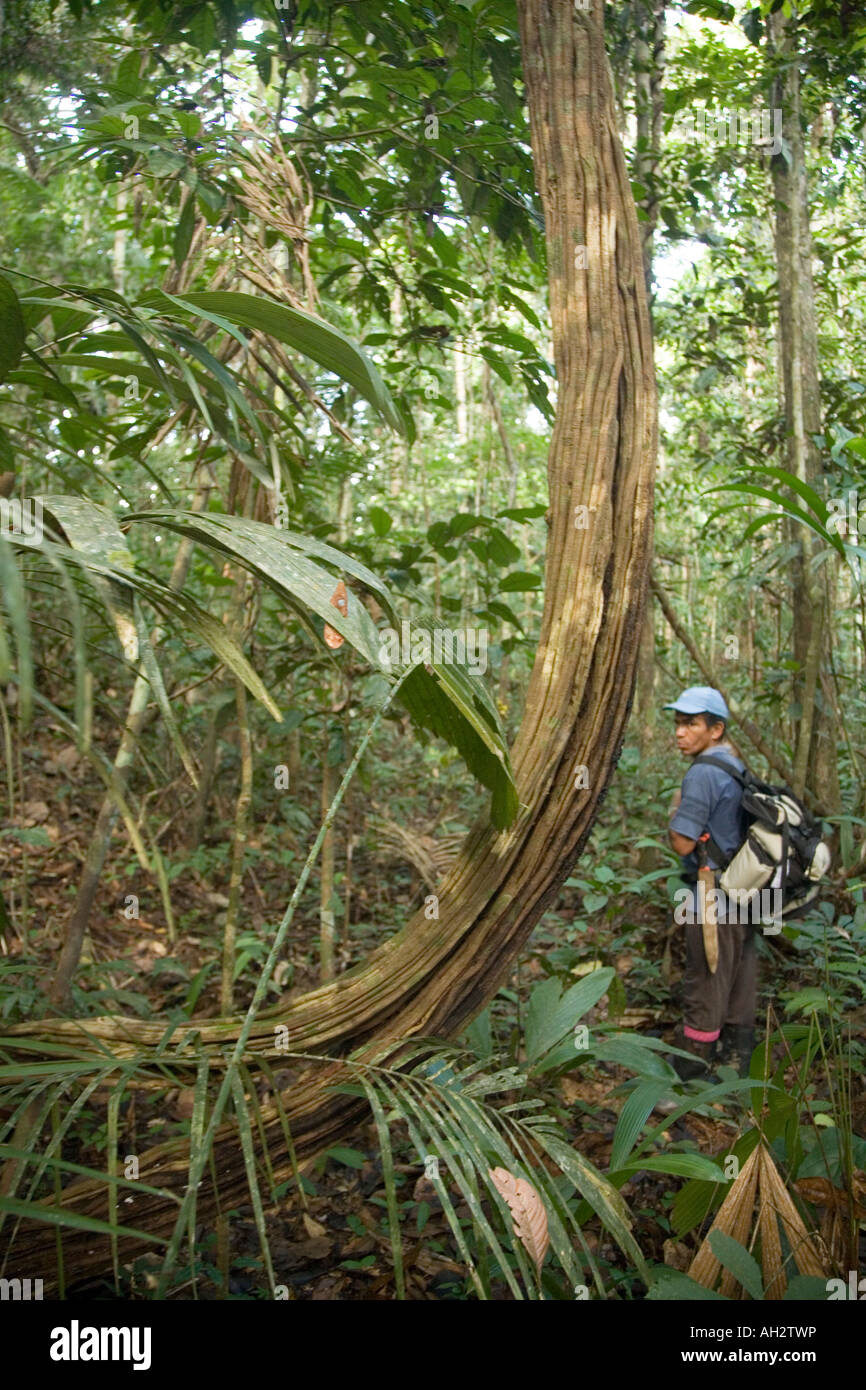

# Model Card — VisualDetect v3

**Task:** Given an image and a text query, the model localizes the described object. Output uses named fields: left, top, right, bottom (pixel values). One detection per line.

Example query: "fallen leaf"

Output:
left=273, top=960, right=292, bottom=989
left=412, top=1175, right=439, bottom=1204
left=173, top=1088, right=196, bottom=1119
left=283, top=1237, right=333, bottom=1267
left=488, top=1166, right=549, bottom=1275
left=303, top=1213, right=327, bottom=1239
left=571, top=959, right=604, bottom=976
left=134, top=937, right=167, bottom=956
left=663, top=1238, right=691, bottom=1271
left=413, top=1248, right=465, bottom=1277
left=45, top=745, right=80, bottom=775
left=794, top=1176, right=866, bottom=1219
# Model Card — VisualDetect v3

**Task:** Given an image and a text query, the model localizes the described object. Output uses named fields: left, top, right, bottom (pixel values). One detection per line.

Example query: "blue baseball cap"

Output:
left=663, top=686, right=730, bottom=720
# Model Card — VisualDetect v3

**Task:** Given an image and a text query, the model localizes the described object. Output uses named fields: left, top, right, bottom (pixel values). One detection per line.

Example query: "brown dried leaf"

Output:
left=284, top=1237, right=333, bottom=1266
left=488, top=1166, right=549, bottom=1275
left=173, top=1088, right=197, bottom=1119
left=412, top=1174, right=439, bottom=1205
left=793, top=1175, right=866, bottom=1219
left=323, top=579, right=348, bottom=650
left=689, top=1143, right=760, bottom=1291
left=759, top=1148, right=827, bottom=1279
left=793, top=1176, right=843, bottom=1209
left=759, top=1149, right=785, bottom=1300
left=689, top=1143, right=831, bottom=1299
left=662, top=1238, right=691, bottom=1272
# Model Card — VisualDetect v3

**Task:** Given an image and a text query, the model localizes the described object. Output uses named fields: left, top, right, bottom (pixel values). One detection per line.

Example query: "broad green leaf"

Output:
left=176, top=291, right=405, bottom=434
left=525, top=967, right=615, bottom=1064
left=398, top=656, right=518, bottom=830
left=135, top=510, right=396, bottom=613
left=646, top=1268, right=727, bottom=1300
left=589, top=1036, right=676, bottom=1078
left=326, top=1145, right=367, bottom=1169
left=783, top=1275, right=834, bottom=1300
left=610, top=1078, right=676, bottom=1170
left=708, top=1230, right=764, bottom=1300
left=733, top=464, right=830, bottom=522
left=39, top=495, right=138, bottom=663
left=368, top=506, right=393, bottom=537
left=499, top=570, right=542, bottom=592
left=129, top=514, right=516, bottom=821
left=132, top=511, right=385, bottom=665
left=705, top=484, right=846, bottom=558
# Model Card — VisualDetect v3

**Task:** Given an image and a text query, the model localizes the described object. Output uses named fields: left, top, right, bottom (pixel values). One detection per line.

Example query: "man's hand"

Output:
left=669, top=828, right=696, bottom=855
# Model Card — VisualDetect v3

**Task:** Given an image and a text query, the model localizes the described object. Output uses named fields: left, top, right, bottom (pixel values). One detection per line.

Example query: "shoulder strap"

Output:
left=690, top=754, right=749, bottom=787
left=686, top=755, right=747, bottom=869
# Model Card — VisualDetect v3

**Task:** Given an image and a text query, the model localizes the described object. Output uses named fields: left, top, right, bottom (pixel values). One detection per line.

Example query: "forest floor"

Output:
left=2, top=737, right=865, bottom=1299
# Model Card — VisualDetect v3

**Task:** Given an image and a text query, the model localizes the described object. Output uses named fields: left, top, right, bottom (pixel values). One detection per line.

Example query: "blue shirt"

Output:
left=670, top=746, right=747, bottom=880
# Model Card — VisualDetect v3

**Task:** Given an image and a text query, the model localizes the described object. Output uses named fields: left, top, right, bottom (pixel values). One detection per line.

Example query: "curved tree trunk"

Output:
left=7, top=0, right=656, bottom=1289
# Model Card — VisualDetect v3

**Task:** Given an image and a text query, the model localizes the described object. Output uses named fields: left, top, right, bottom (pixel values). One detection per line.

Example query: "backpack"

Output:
left=691, top=754, right=831, bottom=919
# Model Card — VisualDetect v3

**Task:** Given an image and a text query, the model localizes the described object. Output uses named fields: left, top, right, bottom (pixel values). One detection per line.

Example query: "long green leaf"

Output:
left=614, top=1153, right=729, bottom=1182
left=530, top=1129, right=651, bottom=1286
left=0, top=274, right=25, bottom=383
left=357, top=1075, right=406, bottom=1299
left=610, top=1078, right=676, bottom=1171
left=173, top=290, right=405, bottom=434
left=0, top=537, right=32, bottom=726
left=39, top=495, right=138, bottom=662
left=132, top=512, right=518, bottom=824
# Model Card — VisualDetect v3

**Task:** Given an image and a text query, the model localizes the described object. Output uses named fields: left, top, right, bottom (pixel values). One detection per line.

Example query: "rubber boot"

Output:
left=716, top=1024, right=736, bottom=1066
left=668, top=1032, right=716, bottom=1081
left=722, top=1026, right=755, bottom=1079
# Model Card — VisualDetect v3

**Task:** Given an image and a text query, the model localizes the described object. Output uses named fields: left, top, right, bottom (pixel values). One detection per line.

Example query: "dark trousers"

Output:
left=680, top=917, right=757, bottom=1043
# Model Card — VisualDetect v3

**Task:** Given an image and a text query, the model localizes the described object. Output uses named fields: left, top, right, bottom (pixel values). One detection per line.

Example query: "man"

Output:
left=664, top=686, right=755, bottom=1079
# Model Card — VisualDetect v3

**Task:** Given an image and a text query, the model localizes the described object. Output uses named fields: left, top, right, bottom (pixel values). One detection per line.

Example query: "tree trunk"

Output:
left=8, top=0, right=657, bottom=1286
left=633, top=0, right=665, bottom=297
left=768, top=12, right=839, bottom=810
left=454, top=339, right=469, bottom=447
left=631, top=2, right=664, bottom=755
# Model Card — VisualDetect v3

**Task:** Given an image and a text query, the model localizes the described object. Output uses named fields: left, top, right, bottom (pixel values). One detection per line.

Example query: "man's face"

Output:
left=674, top=712, right=723, bottom=756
